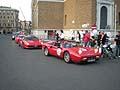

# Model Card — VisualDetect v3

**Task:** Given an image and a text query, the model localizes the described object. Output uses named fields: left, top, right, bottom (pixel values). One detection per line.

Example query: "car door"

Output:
left=49, top=42, right=58, bottom=56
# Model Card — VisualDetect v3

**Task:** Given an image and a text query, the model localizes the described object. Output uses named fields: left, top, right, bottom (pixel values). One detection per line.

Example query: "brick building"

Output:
left=32, top=0, right=64, bottom=29
left=32, top=0, right=120, bottom=30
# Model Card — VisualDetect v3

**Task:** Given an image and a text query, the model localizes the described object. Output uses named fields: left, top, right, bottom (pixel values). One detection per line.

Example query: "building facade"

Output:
left=19, top=20, right=32, bottom=33
left=64, top=0, right=96, bottom=29
left=32, top=0, right=120, bottom=30
left=0, top=6, right=19, bottom=33
left=32, top=0, right=64, bottom=29
left=115, top=0, right=120, bottom=29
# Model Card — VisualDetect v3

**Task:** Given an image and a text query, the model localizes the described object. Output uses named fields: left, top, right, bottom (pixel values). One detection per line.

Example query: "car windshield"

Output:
left=63, top=42, right=79, bottom=48
left=25, top=36, right=39, bottom=41
left=19, top=35, right=24, bottom=38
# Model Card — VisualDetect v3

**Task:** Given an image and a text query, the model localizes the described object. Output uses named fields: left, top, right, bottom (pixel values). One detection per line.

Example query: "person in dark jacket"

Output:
left=97, top=32, right=102, bottom=47
left=56, top=33, right=60, bottom=42
left=114, top=31, right=120, bottom=57
left=102, top=33, right=109, bottom=45
left=77, top=31, right=81, bottom=42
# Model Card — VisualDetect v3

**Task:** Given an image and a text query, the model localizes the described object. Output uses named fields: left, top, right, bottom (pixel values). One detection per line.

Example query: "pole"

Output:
left=115, top=4, right=117, bottom=36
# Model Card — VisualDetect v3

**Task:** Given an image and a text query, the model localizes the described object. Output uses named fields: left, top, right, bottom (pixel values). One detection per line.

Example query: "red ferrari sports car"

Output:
left=19, top=35, right=42, bottom=49
left=42, top=40, right=102, bottom=63
left=15, top=35, right=25, bottom=44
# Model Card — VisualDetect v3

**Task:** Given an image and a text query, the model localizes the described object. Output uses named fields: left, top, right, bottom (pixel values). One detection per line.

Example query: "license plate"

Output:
left=87, top=59, right=95, bottom=62
left=35, top=45, right=38, bottom=47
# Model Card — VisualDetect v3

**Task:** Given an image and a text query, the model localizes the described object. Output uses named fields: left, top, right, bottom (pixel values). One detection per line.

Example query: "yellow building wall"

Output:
left=64, top=0, right=76, bottom=29
left=38, top=1, right=64, bottom=29
left=64, top=0, right=96, bottom=29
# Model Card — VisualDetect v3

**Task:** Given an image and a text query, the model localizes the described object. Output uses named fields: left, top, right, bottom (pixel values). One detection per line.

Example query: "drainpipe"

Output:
left=115, top=4, right=117, bottom=36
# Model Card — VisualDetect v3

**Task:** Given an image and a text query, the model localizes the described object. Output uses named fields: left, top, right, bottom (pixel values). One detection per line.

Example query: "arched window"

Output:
left=8, top=23, right=10, bottom=27
left=11, top=23, right=14, bottom=27
left=64, top=15, right=67, bottom=26
left=3, top=23, right=6, bottom=27
left=100, top=6, right=107, bottom=29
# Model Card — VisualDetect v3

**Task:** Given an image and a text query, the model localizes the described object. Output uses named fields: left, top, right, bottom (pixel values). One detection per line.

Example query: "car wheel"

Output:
left=44, top=48, right=49, bottom=56
left=64, top=52, right=71, bottom=63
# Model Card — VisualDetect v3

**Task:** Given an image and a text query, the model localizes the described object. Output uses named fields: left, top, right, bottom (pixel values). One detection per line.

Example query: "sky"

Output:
left=0, top=0, right=64, bottom=21
left=0, top=0, right=32, bottom=21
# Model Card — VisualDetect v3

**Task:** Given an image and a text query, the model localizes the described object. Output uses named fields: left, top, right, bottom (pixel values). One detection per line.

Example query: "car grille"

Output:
left=88, top=57, right=95, bottom=60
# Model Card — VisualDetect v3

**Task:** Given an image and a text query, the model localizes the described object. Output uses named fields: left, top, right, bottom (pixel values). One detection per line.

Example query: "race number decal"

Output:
left=57, top=48, right=62, bottom=56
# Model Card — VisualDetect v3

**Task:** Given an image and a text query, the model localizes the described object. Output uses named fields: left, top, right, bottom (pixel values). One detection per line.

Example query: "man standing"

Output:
left=97, top=32, right=102, bottom=47
left=83, top=30, right=90, bottom=47
left=60, top=30, right=64, bottom=40
left=55, top=32, right=60, bottom=42
left=114, top=31, right=120, bottom=57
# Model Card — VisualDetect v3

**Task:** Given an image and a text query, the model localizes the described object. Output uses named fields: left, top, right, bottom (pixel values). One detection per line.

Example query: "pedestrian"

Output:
left=90, top=36, right=96, bottom=47
left=60, top=30, right=64, bottom=40
left=97, top=32, right=102, bottom=47
left=56, top=32, right=60, bottom=42
left=71, top=31, right=75, bottom=40
left=77, top=31, right=81, bottom=42
left=102, top=33, right=109, bottom=45
left=83, top=30, right=90, bottom=47
left=114, top=31, right=120, bottom=57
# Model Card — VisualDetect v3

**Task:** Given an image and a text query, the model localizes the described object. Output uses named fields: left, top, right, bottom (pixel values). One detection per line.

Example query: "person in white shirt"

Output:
left=60, top=30, right=64, bottom=40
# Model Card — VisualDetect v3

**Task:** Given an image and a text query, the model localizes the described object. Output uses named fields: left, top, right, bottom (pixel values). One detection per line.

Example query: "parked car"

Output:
left=19, top=35, right=42, bottom=49
left=12, top=32, right=20, bottom=40
left=42, top=40, right=102, bottom=63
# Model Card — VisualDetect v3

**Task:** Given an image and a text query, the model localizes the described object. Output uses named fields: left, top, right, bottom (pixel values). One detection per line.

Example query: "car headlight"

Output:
left=94, top=48, right=98, bottom=53
left=41, top=42, right=43, bottom=45
left=78, top=49, right=82, bottom=54
left=24, top=41, right=29, bottom=45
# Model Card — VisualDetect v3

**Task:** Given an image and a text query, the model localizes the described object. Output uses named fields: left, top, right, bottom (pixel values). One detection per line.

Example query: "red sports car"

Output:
left=42, top=40, right=102, bottom=63
left=15, top=35, right=25, bottom=44
left=19, top=35, right=42, bottom=49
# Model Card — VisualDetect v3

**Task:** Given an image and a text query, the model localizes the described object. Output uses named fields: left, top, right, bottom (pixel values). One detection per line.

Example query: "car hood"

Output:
left=67, top=47, right=96, bottom=55
left=27, top=40, right=40, bottom=45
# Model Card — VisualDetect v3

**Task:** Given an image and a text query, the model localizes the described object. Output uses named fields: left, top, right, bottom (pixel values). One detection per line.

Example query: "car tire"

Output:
left=44, top=47, right=49, bottom=56
left=63, top=52, right=71, bottom=63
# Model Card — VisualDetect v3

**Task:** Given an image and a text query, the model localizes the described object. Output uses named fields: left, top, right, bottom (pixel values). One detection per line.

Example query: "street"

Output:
left=0, top=34, right=120, bottom=90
